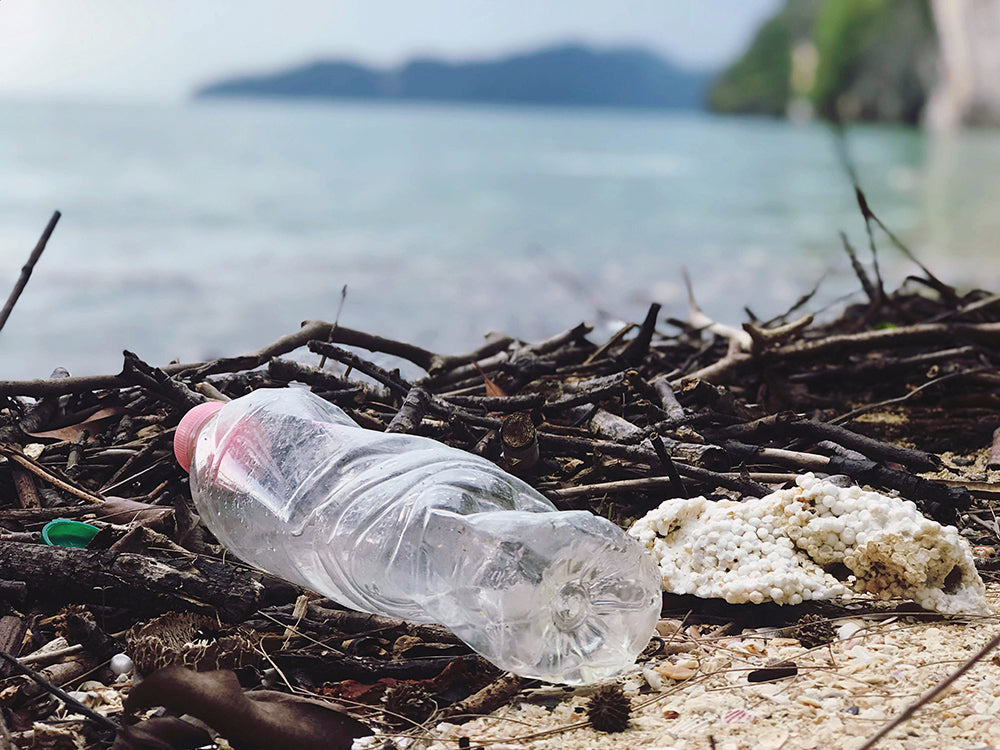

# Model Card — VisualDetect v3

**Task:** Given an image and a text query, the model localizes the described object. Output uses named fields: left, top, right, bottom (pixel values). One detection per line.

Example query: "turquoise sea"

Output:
left=1, top=98, right=999, bottom=380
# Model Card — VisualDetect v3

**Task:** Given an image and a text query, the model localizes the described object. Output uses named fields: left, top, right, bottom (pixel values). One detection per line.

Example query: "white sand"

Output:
left=397, top=584, right=1000, bottom=750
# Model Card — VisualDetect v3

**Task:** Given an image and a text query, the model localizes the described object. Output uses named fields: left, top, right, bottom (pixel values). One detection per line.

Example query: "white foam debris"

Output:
left=628, top=473, right=990, bottom=615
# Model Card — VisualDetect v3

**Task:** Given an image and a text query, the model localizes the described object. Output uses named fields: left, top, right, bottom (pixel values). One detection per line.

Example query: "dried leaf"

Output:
left=111, top=716, right=212, bottom=750
left=322, top=657, right=471, bottom=707
left=95, top=497, right=174, bottom=533
left=122, top=667, right=370, bottom=750
left=472, top=363, right=507, bottom=397
left=25, top=407, right=125, bottom=441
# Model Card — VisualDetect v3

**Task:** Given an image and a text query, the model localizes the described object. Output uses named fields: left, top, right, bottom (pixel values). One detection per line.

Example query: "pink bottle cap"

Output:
left=174, top=400, right=226, bottom=472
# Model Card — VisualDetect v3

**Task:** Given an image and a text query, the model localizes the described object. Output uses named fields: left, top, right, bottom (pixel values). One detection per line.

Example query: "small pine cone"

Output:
left=586, top=684, right=631, bottom=733
left=794, top=613, right=836, bottom=648
left=383, top=683, right=436, bottom=728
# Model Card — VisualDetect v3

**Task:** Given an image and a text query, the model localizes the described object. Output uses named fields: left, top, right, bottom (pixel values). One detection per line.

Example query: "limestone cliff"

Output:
left=710, top=0, right=1000, bottom=128
left=926, top=0, right=1000, bottom=129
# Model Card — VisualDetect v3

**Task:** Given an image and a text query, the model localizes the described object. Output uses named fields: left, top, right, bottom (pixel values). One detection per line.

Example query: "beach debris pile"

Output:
left=2, top=201, right=1000, bottom=746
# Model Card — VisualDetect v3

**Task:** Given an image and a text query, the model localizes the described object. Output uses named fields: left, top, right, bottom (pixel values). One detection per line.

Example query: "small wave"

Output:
left=538, top=152, right=683, bottom=178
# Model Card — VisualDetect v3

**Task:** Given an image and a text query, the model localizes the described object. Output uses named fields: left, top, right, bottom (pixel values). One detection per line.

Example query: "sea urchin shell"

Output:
left=586, top=684, right=631, bottom=733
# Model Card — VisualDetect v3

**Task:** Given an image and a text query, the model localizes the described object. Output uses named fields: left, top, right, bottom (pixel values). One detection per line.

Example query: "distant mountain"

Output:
left=195, top=44, right=715, bottom=110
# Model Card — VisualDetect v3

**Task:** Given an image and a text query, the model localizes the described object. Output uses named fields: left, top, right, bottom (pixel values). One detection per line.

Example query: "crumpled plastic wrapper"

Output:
left=628, top=473, right=989, bottom=615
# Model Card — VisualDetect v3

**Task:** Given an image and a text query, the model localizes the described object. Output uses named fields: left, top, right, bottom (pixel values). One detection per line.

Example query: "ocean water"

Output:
left=2, top=98, right=1000, bottom=381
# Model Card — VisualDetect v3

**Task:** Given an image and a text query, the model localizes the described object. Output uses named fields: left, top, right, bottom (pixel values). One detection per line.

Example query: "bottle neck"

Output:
left=174, top=400, right=226, bottom=472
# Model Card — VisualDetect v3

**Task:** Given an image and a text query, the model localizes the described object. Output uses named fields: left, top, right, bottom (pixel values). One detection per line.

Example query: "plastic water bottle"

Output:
left=174, top=387, right=661, bottom=684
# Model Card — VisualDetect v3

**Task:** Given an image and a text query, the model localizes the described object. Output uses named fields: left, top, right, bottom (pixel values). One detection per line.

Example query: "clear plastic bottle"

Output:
left=174, top=387, right=661, bottom=684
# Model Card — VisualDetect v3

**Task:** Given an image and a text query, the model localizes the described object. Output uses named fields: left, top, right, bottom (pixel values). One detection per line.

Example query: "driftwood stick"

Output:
left=670, top=320, right=1000, bottom=388
left=767, top=322, right=1000, bottom=362
left=543, top=385, right=629, bottom=414
left=722, top=440, right=968, bottom=524
left=742, top=314, right=814, bottom=354
left=0, top=444, right=106, bottom=504
left=683, top=269, right=752, bottom=350
left=648, top=374, right=686, bottom=420
left=724, top=472, right=800, bottom=484
left=793, top=419, right=938, bottom=470
left=11, top=468, right=41, bottom=508
left=716, top=414, right=939, bottom=471
left=860, top=189, right=960, bottom=308
left=722, top=441, right=832, bottom=472
left=307, top=340, right=413, bottom=396
left=671, top=347, right=751, bottom=388
left=271, top=650, right=469, bottom=684
left=387, top=386, right=431, bottom=433
left=841, top=230, right=880, bottom=305
left=306, top=603, right=459, bottom=644
left=500, top=412, right=539, bottom=467
left=547, top=369, right=628, bottom=396
left=538, top=430, right=728, bottom=472
left=120, top=350, right=205, bottom=410
left=0, top=323, right=570, bottom=396
left=0, top=542, right=264, bottom=620
left=406, top=395, right=503, bottom=432
left=537, top=433, right=765, bottom=496
left=0, top=504, right=104, bottom=525
left=621, top=302, right=661, bottom=364
left=0, top=323, right=422, bottom=394
left=988, top=426, right=1000, bottom=470
left=649, top=433, right=688, bottom=498
left=518, top=322, right=593, bottom=356
left=0, top=210, right=61, bottom=333
left=583, top=408, right=645, bottom=441
left=267, top=358, right=360, bottom=392
left=815, top=440, right=868, bottom=462
left=436, top=672, right=526, bottom=721
left=931, top=291, right=1000, bottom=323
left=425, top=323, right=593, bottom=389
left=787, top=345, right=978, bottom=383
left=192, top=320, right=441, bottom=377
left=0, top=615, right=26, bottom=678
left=546, top=475, right=689, bottom=501
left=667, top=321, right=1000, bottom=388
left=444, top=393, right=545, bottom=412
left=17, top=373, right=69, bottom=432
left=0, top=372, right=130, bottom=397
left=427, top=334, right=516, bottom=374
left=622, top=369, right=661, bottom=403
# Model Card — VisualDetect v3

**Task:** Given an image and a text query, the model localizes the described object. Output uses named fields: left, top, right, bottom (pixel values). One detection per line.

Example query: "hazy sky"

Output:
left=0, top=1, right=780, bottom=102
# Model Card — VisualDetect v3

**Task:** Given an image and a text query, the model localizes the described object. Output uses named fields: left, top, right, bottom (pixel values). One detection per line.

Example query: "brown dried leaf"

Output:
left=473, top=363, right=507, bottom=397
left=122, top=667, right=371, bottom=750
left=95, top=497, right=174, bottom=533
left=111, top=716, right=212, bottom=750
left=25, top=407, right=125, bottom=441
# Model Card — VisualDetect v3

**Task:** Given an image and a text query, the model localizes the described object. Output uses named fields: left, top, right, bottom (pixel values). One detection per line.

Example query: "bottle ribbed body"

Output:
left=184, top=388, right=661, bottom=684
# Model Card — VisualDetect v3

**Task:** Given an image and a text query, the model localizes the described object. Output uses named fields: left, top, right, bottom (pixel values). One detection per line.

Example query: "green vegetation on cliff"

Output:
left=708, top=0, right=820, bottom=117
left=812, top=0, right=935, bottom=122
left=710, top=0, right=937, bottom=124
left=707, top=17, right=791, bottom=116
